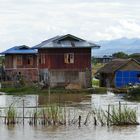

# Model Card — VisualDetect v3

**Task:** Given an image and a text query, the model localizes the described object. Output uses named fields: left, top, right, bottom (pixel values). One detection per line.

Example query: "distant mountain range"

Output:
left=93, top=37, right=140, bottom=56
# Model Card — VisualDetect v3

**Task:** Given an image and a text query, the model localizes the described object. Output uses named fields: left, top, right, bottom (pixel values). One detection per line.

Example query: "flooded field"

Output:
left=0, top=92, right=140, bottom=140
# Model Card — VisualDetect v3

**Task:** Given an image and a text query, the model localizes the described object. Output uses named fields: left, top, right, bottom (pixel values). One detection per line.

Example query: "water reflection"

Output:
left=38, top=93, right=91, bottom=106
left=0, top=93, right=140, bottom=140
left=0, top=95, right=38, bottom=107
left=109, top=125, right=137, bottom=133
left=0, top=93, right=91, bottom=107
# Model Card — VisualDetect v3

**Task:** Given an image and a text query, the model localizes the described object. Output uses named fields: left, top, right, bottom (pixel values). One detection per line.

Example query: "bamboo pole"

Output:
left=23, top=99, right=25, bottom=125
left=107, top=104, right=110, bottom=126
left=119, top=101, right=121, bottom=123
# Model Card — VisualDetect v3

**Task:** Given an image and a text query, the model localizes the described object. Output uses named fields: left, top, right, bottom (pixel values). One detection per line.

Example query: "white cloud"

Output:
left=0, top=0, right=140, bottom=52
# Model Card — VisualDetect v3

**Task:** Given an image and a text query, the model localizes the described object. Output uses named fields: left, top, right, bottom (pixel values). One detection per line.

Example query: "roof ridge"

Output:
left=41, top=35, right=60, bottom=43
left=96, top=58, right=138, bottom=74
left=1, top=45, right=37, bottom=54
left=53, top=34, right=85, bottom=42
left=32, top=34, right=100, bottom=49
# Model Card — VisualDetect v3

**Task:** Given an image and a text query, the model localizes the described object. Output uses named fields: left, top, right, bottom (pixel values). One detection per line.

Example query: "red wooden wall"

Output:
left=5, top=54, right=37, bottom=68
left=38, top=48, right=91, bottom=70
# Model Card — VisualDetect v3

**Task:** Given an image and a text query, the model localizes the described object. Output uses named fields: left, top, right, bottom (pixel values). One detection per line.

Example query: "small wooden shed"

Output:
left=96, top=59, right=140, bottom=88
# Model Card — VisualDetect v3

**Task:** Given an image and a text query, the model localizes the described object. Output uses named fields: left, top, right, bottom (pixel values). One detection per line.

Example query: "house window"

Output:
left=27, top=55, right=33, bottom=65
left=16, top=55, right=22, bottom=66
left=64, top=53, right=74, bottom=64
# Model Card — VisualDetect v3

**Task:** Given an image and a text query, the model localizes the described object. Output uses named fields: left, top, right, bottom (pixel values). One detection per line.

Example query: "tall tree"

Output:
left=112, top=52, right=128, bottom=59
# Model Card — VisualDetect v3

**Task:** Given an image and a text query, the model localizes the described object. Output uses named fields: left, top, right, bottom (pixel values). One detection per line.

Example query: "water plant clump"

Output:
left=46, top=104, right=66, bottom=125
left=0, top=101, right=139, bottom=127
left=5, top=106, right=17, bottom=125
left=28, top=104, right=66, bottom=126
left=82, top=103, right=139, bottom=127
left=108, top=104, right=139, bottom=126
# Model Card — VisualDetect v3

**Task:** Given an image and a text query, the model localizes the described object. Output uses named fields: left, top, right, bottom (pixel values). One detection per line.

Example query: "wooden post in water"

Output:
left=64, top=103, right=66, bottom=125
left=34, top=112, right=37, bottom=125
left=36, top=96, right=38, bottom=113
left=48, top=71, right=51, bottom=104
left=94, top=116, right=97, bottom=126
left=35, top=96, right=38, bottom=125
left=107, top=104, right=110, bottom=126
left=78, top=115, right=81, bottom=127
left=68, top=108, right=70, bottom=125
left=119, top=101, right=121, bottom=123
left=23, top=99, right=25, bottom=125
left=7, top=107, right=10, bottom=125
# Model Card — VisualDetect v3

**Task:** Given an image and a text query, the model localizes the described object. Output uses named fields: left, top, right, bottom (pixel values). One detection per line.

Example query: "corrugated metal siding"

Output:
left=38, top=48, right=91, bottom=70
left=115, top=70, right=140, bottom=88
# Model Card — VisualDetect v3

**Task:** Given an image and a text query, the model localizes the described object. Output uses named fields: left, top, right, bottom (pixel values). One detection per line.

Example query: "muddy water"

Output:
left=0, top=93, right=140, bottom=140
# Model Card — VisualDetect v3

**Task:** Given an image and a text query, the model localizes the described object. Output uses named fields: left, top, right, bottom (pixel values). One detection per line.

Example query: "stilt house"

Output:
left=33, top=34, right=100, bottom=88
left=1, top=45, right=38, bottom=82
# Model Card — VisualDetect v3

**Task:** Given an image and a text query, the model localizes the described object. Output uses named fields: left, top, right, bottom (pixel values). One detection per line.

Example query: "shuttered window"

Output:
left=64, top=53, right=74, bottom=64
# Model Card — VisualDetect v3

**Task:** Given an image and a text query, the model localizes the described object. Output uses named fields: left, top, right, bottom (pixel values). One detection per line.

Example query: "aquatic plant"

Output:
left=5, top=106, right=17, bottom=125
left=0, top=100, right=139, bottom=127
left=108, top=103, right=139, bottom=125
left=83, top=103, right=139, bottom=126
left=28, top=104, right=67, bottom=126
left=46, top=104, right=66, bottom=125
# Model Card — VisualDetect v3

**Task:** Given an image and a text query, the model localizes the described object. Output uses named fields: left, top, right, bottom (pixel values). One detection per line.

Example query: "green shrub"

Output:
left=125, top=87, right=140, bottom=101
left=92, top=78, right=99, bottom=87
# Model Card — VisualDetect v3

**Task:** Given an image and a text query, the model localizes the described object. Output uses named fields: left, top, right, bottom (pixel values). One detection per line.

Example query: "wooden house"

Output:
left=96, top=59, right=140, bottom=88
left=93, top=55, right=113, bottom=64
left=1, top=45, right=38, bottom=82
left=33, top=34, right=100, bottom=88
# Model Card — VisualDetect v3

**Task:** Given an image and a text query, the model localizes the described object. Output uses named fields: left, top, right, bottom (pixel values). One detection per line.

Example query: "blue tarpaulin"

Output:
left=115, top=71, right=140, bottom=88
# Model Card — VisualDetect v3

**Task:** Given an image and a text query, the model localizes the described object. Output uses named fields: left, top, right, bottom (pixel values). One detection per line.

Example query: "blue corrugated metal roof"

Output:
left=32, top=34, right=100, bottom=49
left=1, top=45, right=37, bottom=54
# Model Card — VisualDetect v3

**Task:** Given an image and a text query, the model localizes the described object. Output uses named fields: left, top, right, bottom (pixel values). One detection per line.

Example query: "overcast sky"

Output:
left=0, top=0, right=140, bottom=52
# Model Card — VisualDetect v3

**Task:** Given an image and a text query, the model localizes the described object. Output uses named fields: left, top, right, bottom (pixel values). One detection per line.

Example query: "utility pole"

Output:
left=48, top=71, right=51, bottom=104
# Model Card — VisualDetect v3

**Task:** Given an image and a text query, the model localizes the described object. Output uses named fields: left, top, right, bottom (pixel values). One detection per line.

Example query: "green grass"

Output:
left=0, top=86, right=40, bottom=95
left=0, top=86, right=94, bottom=95
left=93, top=87, right=107, bottom=94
